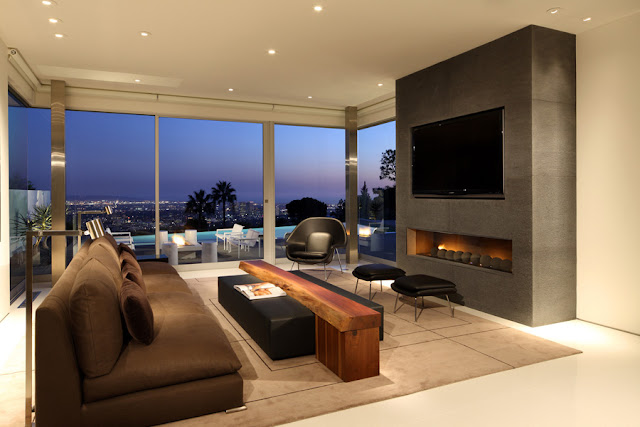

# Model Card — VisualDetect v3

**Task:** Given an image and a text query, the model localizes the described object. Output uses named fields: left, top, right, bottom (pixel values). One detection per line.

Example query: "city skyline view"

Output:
left=19, top=109, right=395, bottom=204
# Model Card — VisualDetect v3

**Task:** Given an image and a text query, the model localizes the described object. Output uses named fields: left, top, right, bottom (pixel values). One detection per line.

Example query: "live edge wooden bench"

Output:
left=239, top=260, right=381, bottom=382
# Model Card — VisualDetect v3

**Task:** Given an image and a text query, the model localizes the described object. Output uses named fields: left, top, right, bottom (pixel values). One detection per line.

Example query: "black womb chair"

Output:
left=286, top=217, right=347, bottom=280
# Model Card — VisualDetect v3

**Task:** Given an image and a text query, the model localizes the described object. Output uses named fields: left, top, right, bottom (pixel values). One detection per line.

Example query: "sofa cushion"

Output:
left=120, top=279, right=155, bottom=345
left=92, top=235, right=120, bottom=260
left=122, top=261, right=147, bottom=293
left=140, top=261, right=179, bottom=276
left=83, top=313, right=242, bottom=403
left=103, top=233, right=119, bottom=252
left=87, top=240, right=123, bottom=291
left=148, top=292, right=210, bottom=317
left=69, top=258, right=123, bottom=378
left=145, top=274, right=192, bottom=294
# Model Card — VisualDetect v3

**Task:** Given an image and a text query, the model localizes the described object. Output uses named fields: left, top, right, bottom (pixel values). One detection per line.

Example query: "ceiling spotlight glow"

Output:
left=48, top=18, right=59, bottom=23
left=308, top=96, right=313, bottom=99
left=140, top=31, right=151, bottom=37
left=377, top=83, right=383, bottom=87
left=268, top=49, right=276, bottom=55
left=54, top=33, right=64, bottom=38
left=547, top=7, right=560, bottom=14
left=42, top=0, right=56, bottom=5
left=134, top=79, right=141, bottom=83
left=313, top=5, right=323, bottom=12
left=228, top=88, right=234, bottom=92
left=583, top=17, right=592, bottom=21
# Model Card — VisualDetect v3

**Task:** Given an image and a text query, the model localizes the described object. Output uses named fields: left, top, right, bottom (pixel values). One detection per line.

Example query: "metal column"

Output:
left=345, top=106, right=358, bottom=264
left=155, top=115, right=160, bottom=256
left=263, top=122, right=276, bottom=264
left=50, top=80, right=66, bottom=285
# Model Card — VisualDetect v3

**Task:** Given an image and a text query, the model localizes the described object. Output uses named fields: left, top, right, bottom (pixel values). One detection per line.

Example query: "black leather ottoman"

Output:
left=218, top=271, right=384, bottom=360
left=391, top=274, right=457, bottom=321
left=352, top=264, right=406, bottom=300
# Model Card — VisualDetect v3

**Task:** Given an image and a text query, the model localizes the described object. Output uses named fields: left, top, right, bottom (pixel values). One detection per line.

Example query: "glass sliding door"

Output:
left=159, top=117, right=263, bottom=265
left=357, top=121, right=396, bottom=261
left=8, top=91, right=52, bottom=300
left=274, top=124, right=345, bottom=259
left=66, top=111, right=155, bottom=256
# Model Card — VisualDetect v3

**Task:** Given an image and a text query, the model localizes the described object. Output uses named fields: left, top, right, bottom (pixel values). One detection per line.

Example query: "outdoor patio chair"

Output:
left=228, top=229, right=260, bottom=257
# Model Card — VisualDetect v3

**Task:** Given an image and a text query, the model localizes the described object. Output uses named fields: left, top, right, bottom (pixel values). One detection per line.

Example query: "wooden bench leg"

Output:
left=315, top=316, right=379, bottom=382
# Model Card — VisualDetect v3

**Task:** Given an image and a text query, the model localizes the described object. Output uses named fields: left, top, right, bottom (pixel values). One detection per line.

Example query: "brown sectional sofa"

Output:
left=35, top=236, right=243, bottom=426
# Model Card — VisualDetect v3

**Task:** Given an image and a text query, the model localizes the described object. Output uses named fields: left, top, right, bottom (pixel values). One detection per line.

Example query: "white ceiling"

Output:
left=1, top=0, right=639, bottom=108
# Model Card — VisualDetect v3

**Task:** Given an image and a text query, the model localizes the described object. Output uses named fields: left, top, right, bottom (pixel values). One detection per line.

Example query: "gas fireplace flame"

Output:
left=438, top=244, right=446, bottom=250
left=173, top=235, right=187, bottom=246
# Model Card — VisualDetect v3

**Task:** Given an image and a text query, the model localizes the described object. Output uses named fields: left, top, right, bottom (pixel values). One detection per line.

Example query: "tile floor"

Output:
left=1, top=261, right=639, bottom=427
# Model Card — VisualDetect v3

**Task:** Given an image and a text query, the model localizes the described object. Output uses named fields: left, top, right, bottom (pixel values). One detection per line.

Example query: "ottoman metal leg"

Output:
left=354, top=278, right=359, bottom=294
left=393, top=292, right=404, bottom=313
left=414, top=297, right=425, bottom=322
left=445, top=294, right=454, bottom=317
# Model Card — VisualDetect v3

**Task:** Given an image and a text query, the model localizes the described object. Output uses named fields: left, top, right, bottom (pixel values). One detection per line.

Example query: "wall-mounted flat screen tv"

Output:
left=412, top=107, right=504, bottom=198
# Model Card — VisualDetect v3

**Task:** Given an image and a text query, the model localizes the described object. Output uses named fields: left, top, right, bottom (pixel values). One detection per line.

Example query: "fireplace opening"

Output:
left=407, top=228, right=512, bottom=273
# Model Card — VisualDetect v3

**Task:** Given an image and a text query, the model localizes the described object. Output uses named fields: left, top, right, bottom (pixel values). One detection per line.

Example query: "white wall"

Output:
left=577, top=11, right=640, bottom=335
left=0, top=36, right=11, bottom=319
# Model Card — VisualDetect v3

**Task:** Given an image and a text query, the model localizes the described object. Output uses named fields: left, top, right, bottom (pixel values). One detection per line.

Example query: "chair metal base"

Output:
left=290, top=261, right=329, bottom=280
left=354, top=278, right=384, bottom=301
left=393, top=293, right=454, bottom=321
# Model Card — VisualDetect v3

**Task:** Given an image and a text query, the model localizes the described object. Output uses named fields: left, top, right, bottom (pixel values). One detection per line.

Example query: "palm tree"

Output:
left=211, top=181, right=237, bottom=228
left=185, top=189, right=214, bottom=230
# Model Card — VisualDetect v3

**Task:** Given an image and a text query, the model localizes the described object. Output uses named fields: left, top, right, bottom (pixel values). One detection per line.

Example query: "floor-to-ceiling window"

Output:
left=357, top=120, right=396, bottom=261
left=66, top=111, right=155, bottom=256
left=274, top=124, right=345, bottom=259
left=159, top=117, right=263, bottom=264
left=8, top=92, right=52, bottom=300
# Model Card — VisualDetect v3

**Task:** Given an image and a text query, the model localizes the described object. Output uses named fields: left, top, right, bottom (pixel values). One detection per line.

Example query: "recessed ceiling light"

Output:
left=134, top=79, right=141, bottom=83
left=308, top=96, right=313, bottom=99
left=48, top=18, right=60, bottom=23
left=268, top=49, right=276, bottom=55
left=54, top=33, right=64, bottom=38
left=583, top=17, right=592, bottom=22
left=42, top=0, right=56, bottom=6
left=377, top=83, right=383, bottom=87
left=313, top=5, right=323, bottom=12
left=228, top=88, right=234, bottom=92
left=547, top=7, right=561, bottom=14
left=140, top=31, right=151, bottom=37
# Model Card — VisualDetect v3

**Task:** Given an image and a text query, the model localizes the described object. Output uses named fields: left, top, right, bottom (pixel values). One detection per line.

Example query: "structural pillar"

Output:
left=155, top=115, right=160, bottom=256
left=50, top=80, right=66, bottom=285
left=345, top=106, right=358, bottom=264
left=263, top=122, right=276, bottom=264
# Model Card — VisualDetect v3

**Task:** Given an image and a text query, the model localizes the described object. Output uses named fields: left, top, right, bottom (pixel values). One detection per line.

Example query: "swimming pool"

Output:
left=132, top=225, right=296, bottom=245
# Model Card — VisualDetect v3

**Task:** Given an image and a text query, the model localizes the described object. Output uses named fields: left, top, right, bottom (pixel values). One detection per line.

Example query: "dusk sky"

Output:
left=15, top=108, right=394, bottom=204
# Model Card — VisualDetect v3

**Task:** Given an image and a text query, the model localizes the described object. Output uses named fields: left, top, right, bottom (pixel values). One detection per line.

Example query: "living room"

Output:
left=0, top=1, right=639, bottom=426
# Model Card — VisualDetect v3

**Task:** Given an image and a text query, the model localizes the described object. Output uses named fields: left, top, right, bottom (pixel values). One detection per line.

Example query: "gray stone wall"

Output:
left=395, top=25, right=576, bottom=326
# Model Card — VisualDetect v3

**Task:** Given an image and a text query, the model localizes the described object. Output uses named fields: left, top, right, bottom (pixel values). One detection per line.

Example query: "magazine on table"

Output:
left=233, top=282, right=286, bottom=300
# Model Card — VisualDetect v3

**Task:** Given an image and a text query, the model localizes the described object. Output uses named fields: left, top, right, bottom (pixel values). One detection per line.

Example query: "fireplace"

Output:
left=407, top=228, right=512, bottom=273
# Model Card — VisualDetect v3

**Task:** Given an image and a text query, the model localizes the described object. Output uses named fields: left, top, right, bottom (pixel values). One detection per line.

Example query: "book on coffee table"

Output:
left=233, top=283, right=286, bottom=300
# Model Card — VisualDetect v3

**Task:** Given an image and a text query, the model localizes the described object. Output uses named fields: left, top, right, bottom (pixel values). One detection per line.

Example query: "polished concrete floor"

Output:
left=2, top=261, right=639, bottom=426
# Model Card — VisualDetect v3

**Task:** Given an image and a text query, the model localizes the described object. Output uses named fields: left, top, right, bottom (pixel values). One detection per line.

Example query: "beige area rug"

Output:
left=171, top=269, right=580, bottom=427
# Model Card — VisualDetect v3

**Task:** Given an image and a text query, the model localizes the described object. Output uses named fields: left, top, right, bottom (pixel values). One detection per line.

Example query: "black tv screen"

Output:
left=412, top=107, right=504, bottom=198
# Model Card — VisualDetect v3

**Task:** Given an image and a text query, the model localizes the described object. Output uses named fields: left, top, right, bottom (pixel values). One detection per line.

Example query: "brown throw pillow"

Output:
left=119, top=279, right=154, bottom=345
left=118, top=243, right=136, bottom=258
left=120, top=250, right=141, bottom=273
left=122, top=257, right=146, bottom=293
